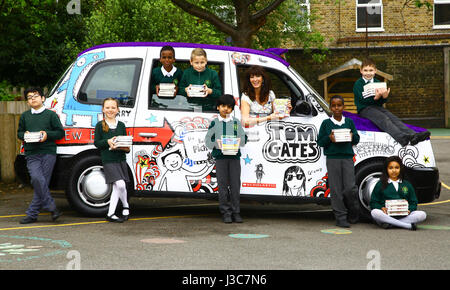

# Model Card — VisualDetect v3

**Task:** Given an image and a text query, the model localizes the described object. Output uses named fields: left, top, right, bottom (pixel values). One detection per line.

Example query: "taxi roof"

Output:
left=78, top=42, right=290, bottom=67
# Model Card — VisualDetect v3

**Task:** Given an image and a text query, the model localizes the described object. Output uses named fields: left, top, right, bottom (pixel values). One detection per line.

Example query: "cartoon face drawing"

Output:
left=283, top=166, right=306, bottom=197
left=162, top=150, right=183, bottom=171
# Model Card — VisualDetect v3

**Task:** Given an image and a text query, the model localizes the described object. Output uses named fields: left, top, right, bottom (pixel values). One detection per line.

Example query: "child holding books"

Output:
left=370, top=156, right=426, bottom=230
left=179, top=48, right=222, bottom=111
left=94, top=98, right=131, bottom=223
left=205, top=94, right=247, bottom=223
left=353, top=58, right=430, bottom=147
left=17, top=87, right=65, bottom=224
left=318, top=95, right=360, bottom=227
left=150, top=45, right=183, bottom=97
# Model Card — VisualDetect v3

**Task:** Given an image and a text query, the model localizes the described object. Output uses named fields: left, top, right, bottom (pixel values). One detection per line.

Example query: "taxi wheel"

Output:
left=355, top=159, right=384, bottom=221
left=66, top=155, right=110, bottom=217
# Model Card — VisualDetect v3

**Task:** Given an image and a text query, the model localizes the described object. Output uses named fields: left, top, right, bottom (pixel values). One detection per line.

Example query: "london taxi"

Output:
left=14, top=42, right=441, bottom=217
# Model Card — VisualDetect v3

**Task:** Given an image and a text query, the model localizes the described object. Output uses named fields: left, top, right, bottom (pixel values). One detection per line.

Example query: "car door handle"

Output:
left=139, top=133, right=157, bottom=138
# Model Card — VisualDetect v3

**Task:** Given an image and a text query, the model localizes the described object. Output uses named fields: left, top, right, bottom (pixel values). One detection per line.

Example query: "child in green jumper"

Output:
left=370, top=156, right=426, bottom=230
left=318, top=95, right=360, bottom=228
left=179, top=48, right=222, bottom=111
left=94, top=98, right=130, bottom=223
left=150, top=45, right=183, bottom=97
left=17, top=87, right=65, bottom=224
left=205, top=94, right=247, bottom=223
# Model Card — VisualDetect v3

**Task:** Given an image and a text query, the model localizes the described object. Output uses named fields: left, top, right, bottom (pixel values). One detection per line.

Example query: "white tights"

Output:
left=108, top=179, right=129, bottom=217
left=371, top=209, right=426, bottom=229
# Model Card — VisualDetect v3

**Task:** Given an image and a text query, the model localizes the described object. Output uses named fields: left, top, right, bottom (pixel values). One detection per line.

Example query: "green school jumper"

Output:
left=179, top=67, right=222, bottom=111
left=369, top=180, right=418, bottom=212
left=317, top=117, right=360, bottom=159
left=353, top=77, right=387, bottom=114
left=17, top=109, right=65, bottom=156
left=204, top=117, right=247, bottom=160
left=94, top=121, right=127, bottom=164
left=150, top=66, right=183, bottom=95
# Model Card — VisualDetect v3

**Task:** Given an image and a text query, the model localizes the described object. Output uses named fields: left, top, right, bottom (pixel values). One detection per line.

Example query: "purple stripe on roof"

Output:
left=343, top=111, right=426, bottom=133
left=78, top=42, right=290, bottom=67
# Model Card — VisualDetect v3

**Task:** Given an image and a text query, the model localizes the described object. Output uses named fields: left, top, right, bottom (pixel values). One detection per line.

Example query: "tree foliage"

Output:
left=0, top=0, right=97, bottom=87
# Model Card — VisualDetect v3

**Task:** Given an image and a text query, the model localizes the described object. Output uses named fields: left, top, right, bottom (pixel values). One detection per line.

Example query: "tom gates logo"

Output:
left=262, top=122, right=320, bottom=163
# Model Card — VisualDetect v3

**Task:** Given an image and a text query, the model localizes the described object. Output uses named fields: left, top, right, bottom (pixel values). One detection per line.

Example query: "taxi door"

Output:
left=229, top=52, right=329, bottom=199
left=131, top=46, right=235, bottom=195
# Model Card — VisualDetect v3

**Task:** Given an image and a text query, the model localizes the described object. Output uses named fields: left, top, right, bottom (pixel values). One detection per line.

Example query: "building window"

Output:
left=297, top=0, right=311, bottom=29
left=356, top=0, right=384, bottom=32
left=434, top=0, right=450, bottom=29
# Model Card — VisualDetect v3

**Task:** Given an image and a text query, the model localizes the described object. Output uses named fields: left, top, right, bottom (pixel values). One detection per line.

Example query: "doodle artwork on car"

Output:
left=282, top=166, right=307, bottom=197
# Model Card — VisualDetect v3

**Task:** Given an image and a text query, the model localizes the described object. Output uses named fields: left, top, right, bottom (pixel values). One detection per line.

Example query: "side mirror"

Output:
left=295, top=100, right=312, bottom=115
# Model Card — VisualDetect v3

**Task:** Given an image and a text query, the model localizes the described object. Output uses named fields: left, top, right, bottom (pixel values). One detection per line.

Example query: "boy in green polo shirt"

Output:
left=318, top=95, right=360, bottom=228
left=150, top=45, right=183, bottom=97
left=179, top=48, right=222, bottom=111
left=17, top=87, right=65, bottom=224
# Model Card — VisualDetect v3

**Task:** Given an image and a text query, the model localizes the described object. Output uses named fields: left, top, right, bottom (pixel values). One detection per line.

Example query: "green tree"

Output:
left=81, top=0, right=226, bottom=49
left=170, top=1, right=325, bottom=50
left=0, top=0, right=97, bottom=87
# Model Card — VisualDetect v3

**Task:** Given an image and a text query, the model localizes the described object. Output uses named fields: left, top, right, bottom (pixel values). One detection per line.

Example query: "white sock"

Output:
left=113, top=180, right=129, bottom=215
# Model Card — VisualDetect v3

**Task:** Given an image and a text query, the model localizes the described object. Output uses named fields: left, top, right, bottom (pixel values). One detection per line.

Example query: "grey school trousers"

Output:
left=25, top=154, right=57, bottom=218
left=215, top=159, right=241, bottom=216
left=326, top=158, right=360, bottom=221
left=359, top=106, right=415, bottom=145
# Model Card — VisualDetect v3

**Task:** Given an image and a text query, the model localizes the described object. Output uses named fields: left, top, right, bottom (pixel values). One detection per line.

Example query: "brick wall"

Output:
left=309, top=0, right=450, bottom=48
left=287, top=46, right=446, bottom=128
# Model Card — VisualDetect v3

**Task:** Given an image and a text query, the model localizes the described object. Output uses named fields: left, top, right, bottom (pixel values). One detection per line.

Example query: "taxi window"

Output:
left=149, top=59, right=224, bottom=113
left=237, top=65, right=304, bottom=101
left=78, top=59, right=142, bottom=107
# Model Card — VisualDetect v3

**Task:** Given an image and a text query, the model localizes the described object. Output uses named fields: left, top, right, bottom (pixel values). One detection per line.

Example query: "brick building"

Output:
left=286, top=0, right=450, bottom=128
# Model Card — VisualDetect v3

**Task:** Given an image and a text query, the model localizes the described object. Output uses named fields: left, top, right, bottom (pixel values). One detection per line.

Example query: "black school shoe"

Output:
left=51, top=209, right=62, bottom=221
left=20, top=216, right=37, bottom=224
left=410, top=131, right=431, bottom=146
left=222, top=214, right=232, bottom=224
left=232, top=213, right=243, bottom=223
left=106, top=215, right=125, bottom=223
left=336, top=219, right=350, bottom=228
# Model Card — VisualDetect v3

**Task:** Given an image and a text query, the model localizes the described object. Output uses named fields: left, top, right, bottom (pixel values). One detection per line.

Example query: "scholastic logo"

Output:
left=262, top=122, right=320, bottom=163
left=242, top=183, right=276, bottom=188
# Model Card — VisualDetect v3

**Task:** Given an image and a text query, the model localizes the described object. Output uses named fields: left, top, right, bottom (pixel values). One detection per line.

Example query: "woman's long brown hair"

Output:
left=101, top=97, right=120, bottom=132
left=242, top=65, right=272, bottom=104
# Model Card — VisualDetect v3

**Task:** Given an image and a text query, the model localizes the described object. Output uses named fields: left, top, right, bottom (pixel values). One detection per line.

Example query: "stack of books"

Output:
left=220, top=136, right=240, bottom=155
left=158, top=83, right=176, bottom=97
left=188, top=85, right=206, bottom=98
left=385, top=199, right=409, bottom=216
left=24, top=132, right=42, bottom=143
left=363, top=82, right=387, bottom=98
left=114, top=135, right=133, bottom=148
left=273, top=99, right=290, bottom=117
left=332, top=128, right=351, bottom=142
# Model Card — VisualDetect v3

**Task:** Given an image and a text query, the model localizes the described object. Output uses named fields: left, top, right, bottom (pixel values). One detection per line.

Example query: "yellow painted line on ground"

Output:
left=431, top=136, right=450, bottom=139
left=420, top=199, right=450, bottom=206
left=0, top=214, right=211, bottom=232
left=0, top=213, right=50, bottom=219
left=441, top=182, right=450, bottom=190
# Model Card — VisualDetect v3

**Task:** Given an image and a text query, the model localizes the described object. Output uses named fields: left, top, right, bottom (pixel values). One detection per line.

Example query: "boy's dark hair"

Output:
left=330, top=95, right=344, bottom=105
left=361, top=58, right=376, bottom=69
left=24, top=87, right=44, bottom=98
left=160, top=45, right=175, bottom=57
left=380, top=156, right=405, bottom=189
left=216, top=94, right=236, bottom=110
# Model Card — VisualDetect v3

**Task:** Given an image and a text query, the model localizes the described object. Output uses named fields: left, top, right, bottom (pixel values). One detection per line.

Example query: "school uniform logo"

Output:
left=262, top=122, right=320, bottom=163
left=402, top=186, right=409, bottom=194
